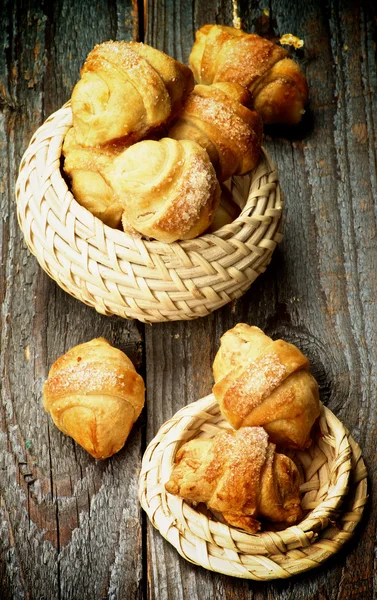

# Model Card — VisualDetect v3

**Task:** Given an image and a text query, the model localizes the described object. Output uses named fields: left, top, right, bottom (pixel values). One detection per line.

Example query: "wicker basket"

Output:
left=15, top=104, right=283, bottom=323
left=139, top=394, right=367, bottom=580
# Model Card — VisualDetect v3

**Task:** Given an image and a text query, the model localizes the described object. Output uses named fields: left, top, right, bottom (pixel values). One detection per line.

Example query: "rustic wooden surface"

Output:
left=1, top=0, right=376, bottom=598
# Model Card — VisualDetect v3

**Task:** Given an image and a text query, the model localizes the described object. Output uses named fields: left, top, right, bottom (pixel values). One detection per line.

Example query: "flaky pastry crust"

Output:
left=43, top=338, right=145, bottom=459
left=189, top=25, right=308, bottom=125
left=165, top=427, right=302, bottom=533
left=71, top=41, right=194, bottom=147
left=213, top=325, right=320, bottom=449
left=62, top=127, right=124, bottom=227
left=168, top=82, right=263, bottom=182
left=102, top=137, right=221, bottom=242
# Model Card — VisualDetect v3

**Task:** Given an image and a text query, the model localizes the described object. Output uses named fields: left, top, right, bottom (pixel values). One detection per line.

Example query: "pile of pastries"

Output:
left=44, top=23, right=313, bottom=533
left=43, top=323, right=320, bottom=533
left=166, top=324, right=320, bottom=533
left=63, top=25, right=308, bottom=242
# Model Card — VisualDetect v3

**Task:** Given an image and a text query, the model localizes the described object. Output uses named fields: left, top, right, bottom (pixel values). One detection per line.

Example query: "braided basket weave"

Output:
left=139, top=394, right=367, bottom=580
left=15, top=104, right=283, bottom=323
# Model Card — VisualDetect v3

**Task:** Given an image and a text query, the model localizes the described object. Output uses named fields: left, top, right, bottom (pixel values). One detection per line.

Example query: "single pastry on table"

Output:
left=168, top=82, right=263, bottom=182
left=189, top=24, right=308, bottom=125
left=165, top=426, right=302, bottom=533
left=71, top=40, right=194, bottom=147
left=62, top=127, right=124, bottom=227
left=212, top=324, right=320, bottom=449
left=43, top=338, right=145, bottom=459
left=102, top=137, right=221, bottom=242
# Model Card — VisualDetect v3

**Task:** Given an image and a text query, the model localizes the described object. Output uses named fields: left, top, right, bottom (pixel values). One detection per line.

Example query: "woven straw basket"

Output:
left=139, top=394, right=367, bottom=580
left=15, top=104, right=283, bottom=323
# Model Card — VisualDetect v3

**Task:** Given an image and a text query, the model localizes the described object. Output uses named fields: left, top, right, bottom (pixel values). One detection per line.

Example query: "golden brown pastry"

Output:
left=189, top=25, right=308, bottom=125
left=62, top=127, right=124, bottom=227
left=165, top=427, right=302, bottom=533
left=102, top=137, right=221, bottom=242
left=213, top=324, right=320, bottom=449
left=43, top=338, right=145, bottom=459
left=71, top=40, right=194, bottom=147
left=168, top=82, right=263, bottom=182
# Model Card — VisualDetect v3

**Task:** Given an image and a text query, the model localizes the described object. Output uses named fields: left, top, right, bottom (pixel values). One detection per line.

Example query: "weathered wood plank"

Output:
left=0, top=1, right=144, bottom=599
left=143, top=2, right=241, bottom=596
left=144, top=1, right=377, bottom=599
left=1, top=0, right=377, bottom=598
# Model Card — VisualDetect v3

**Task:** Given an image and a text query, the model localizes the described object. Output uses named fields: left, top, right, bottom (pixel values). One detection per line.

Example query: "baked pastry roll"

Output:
left=189, top=25, right=308, bottom=125
left=71, top=40, right=194, bottom=147
left=168, top=82, right=263, bottom=181
left=43, top=338, right=145, bottom=459
left=213, top=324, right=320, bottom=448
left=103, top=137, right=221, bottom=242
left=165, top=427, right=302, bottom=533
left=62, top=127, right=124, bottom=227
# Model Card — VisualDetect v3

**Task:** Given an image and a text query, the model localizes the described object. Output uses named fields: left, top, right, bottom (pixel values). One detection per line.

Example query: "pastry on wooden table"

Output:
left=165, top=426, right=302, bottom=533
left=168, top=82, right=263, bottom=182
left=43, top=338, right=145, bottom=459
left=189, top=24, right=308, bottom=125
left=71, top=40, right=194, bottom=147
left=62, top=127, right=124, bottom=227
left=213, top=324, right=320, bottom=449
left=103, top=137, right=221, bottom=242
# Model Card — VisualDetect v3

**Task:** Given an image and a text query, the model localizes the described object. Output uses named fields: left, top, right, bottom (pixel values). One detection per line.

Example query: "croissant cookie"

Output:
left=189, top=25, right=308, bottom=125
left=165, top=427, right=302, bottom=533
left=43, top=338, right=145, bottom=459
left=71, top=40, right=194, bottom=147
left=168, top=82, right=263, bottom=182
left=213, top=324, right=320, bottom=449
left=103, top=137, right=221, bottom=242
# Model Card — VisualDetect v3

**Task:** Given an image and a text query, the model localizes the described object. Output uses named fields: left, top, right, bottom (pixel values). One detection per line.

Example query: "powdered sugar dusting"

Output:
left=206, top=32, right=286, bottom=91
left=191, top=94, right=251, bottom=147
left=167, top=426, right=276, bottom=532
left=210, top=427, right=269, bottom=513
left=224, top=352, right=287, bottom=419
left=217, top=427, right=268, bottom=473
left=45, top=360, right=138, bottom=403
left=171, top=90, right=261, bottom=179
left=84, top=41, right=142, bottom=76
left=157, top=143, right=218, bottom=235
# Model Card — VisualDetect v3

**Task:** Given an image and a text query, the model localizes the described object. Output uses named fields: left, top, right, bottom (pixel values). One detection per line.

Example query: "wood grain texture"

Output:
left=0, top=1, right=144, bottom=599
left=1, top=0, right=377, bottom=599
left=144, top=1, right=377, bottom=599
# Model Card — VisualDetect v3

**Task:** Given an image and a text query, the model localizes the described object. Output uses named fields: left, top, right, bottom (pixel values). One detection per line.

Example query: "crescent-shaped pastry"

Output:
left=165, top=427, right=302, bottom=533
left=212, top=324, right=320, bottom=448
left=43, top=338, right=145, bottom=459
left=71, top=40, right=194, bottom=146
left=168, top=82, right=263, bottom=182
left=189, top=25, right=308, bottom=125
left=103, top=137, right=221, bottom=242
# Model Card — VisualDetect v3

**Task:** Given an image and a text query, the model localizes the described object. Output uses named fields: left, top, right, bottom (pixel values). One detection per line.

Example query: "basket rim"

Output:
left=15, top=104, right=284, bottom=322
left=138, top=394, right=363, bottom=579
left=17, top=102, right=283, bottom=251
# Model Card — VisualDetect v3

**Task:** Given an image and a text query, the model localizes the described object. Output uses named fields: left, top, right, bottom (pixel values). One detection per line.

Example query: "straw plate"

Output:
left=15, top=104, right=283, bottom=323
left=139, top=394, right=367, bottom=580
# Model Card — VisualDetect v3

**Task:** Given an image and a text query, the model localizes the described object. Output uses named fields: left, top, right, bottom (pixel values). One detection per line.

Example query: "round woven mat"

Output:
left=15, top=104, right=283, bottom=323
left=139, top=394, right=367, bottom=580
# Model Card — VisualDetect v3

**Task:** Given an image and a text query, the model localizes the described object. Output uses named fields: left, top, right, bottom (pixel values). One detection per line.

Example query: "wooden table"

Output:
left=1, top=0, right=376, bottom=598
